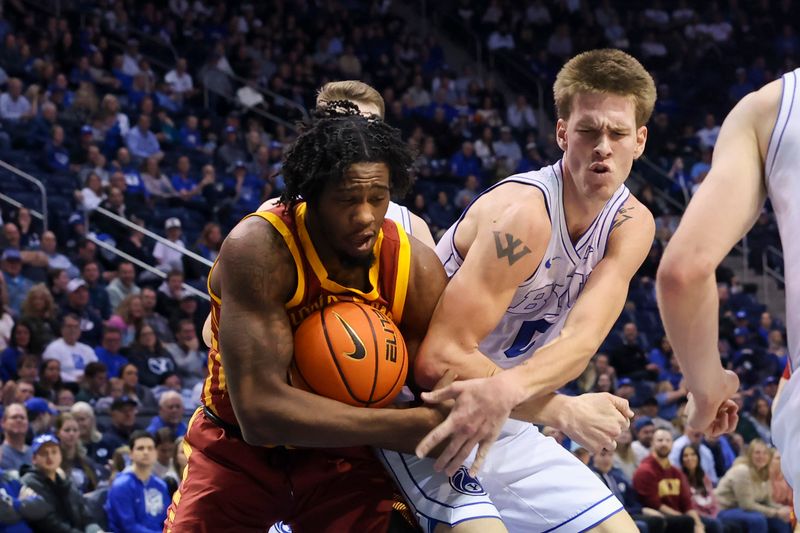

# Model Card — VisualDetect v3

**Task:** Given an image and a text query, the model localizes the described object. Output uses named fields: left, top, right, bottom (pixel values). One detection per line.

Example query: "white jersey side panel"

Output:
left=765, top=67, right=800, bottom=373
left=386, top=201, right=413, bottom=235
left=436, top=161, right=629, bottom=369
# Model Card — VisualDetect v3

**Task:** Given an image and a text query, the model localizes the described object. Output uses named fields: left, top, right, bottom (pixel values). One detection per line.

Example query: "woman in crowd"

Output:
left=47, top=269, right=70, bottom=309
left=70, top=401, right=110, bottom=470
left=56, top=412, right=101, bottom=493
left=118, top=363, right=157, bottom=411
left=744, top=397, right=773, bottom=444
left=0, top=321, right=34, bottom=381
left=123, top=325, right=176, bottom=389
left=715, top=439, right=793, bottom=533
left=165, top=436, right=186, bottom=485
left=35, top=358, right=62, bottom=402
left=681, top=444, right=740, bottom=532
left=112, top=294, right=145, bottom=347
left=140, top=156, right=177, bottom=201
left=78, top=171, right=106, bottom=211
left=613, top=427, right=638, bottom=482
left=19, top=284, right=59, bottom=355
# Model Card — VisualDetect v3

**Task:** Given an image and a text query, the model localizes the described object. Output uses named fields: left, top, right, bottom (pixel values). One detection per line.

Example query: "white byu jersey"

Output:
left=386, top=201, right=413, bottom=235
left=766, top=67, right=800, bottom=374
left=436, top=161, right=630, bottom=369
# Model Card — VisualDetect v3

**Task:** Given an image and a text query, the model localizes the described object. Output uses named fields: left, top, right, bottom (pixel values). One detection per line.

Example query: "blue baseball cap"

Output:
left=224, top=125, right=236, bottom=134
left=80, top=124, right=93, bottom=135
left=617, top=377, right=634, bottom=388
left=1, top=248, right=21, bottom=261
left=764, top=376, right=779, bottom=386
left=31, top=434, right=60, bottom=455
left=111, top=396, right=138, bottom=410
left=634, top=416, right=654, bottom=432
left=734, top=327, right=749, bottom=337
left=25, top=397, right=58, bottom=416
left=735, top=310, right=747, bottom=320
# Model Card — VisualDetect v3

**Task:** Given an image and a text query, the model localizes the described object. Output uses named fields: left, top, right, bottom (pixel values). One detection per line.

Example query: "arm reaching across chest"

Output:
left=216, top=217, right=443, bottom=450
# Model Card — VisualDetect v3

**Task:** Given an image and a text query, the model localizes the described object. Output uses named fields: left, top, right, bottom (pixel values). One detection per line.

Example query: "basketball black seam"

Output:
left=291, top=359, right=321, bottom=396
left=356, top=303, right=380, bottom=406
left=372, top=328, right=407, bottom=405
left=320, top=300, right=366, bottom=405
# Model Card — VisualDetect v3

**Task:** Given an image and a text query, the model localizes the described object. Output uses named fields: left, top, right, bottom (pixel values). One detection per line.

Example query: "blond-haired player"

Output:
left=391, top=49, right=656, bottom=532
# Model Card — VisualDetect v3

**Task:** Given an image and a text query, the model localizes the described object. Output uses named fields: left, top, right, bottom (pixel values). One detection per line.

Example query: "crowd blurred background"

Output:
left=0, top=0, right=797, bottom=531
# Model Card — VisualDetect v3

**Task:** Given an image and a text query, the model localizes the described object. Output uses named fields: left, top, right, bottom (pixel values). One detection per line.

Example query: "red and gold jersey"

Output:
left=202, top=202, right=412, bottom=425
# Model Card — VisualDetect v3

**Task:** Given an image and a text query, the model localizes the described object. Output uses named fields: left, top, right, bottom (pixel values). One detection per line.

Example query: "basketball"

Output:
left=289, top=301, right=408, bottom=408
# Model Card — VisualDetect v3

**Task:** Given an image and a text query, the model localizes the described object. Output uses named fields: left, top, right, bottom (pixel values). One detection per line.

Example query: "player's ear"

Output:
left=556, top=118, right=568, bottom=151
left=633, top=125, right=648, bottom=160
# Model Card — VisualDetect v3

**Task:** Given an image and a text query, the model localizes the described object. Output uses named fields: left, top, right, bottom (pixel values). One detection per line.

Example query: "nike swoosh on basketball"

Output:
left=333, top=312, right=367, bottom=360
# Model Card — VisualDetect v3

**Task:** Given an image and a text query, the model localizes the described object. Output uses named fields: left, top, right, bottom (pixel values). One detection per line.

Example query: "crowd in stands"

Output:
left=0, top=0, right=796, bottom=531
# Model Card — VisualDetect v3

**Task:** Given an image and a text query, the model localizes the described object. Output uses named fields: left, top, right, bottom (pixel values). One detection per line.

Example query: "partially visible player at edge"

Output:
left=166, top=105, right=451, bottom=532
left=657, top=67, right=800, bottom=517
left=404, top=49, right=657, bottom=532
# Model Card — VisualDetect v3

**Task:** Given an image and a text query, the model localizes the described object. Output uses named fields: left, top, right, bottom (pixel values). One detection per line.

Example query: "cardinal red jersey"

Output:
left=201, top=202, right=412, bottom=426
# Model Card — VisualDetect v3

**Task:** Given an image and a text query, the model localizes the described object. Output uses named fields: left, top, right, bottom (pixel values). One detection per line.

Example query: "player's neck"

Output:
left=561, top=170, right=607, bottom=243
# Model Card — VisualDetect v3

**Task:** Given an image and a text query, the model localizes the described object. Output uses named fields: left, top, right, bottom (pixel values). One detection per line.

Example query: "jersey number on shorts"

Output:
left=504, top=319, right=550, bottom=358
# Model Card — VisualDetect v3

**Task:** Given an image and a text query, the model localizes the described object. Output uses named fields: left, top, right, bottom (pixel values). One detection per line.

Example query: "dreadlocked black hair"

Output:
left=279, top=101, right=415, bottom=208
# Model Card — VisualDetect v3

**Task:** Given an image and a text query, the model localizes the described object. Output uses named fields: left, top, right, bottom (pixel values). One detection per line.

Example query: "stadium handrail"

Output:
left=90, top=206, right=214, bottom=269
left=85, top=232, right=210, bottom=302
left=0, top=160, right=49, bottom=233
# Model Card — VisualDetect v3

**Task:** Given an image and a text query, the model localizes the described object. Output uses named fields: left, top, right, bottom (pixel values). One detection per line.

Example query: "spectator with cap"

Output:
left=101, top=395, right=140, bottom=453
left=226, top=160, right=263, bottom=219
left=614, top=377, right=642, bottom=407
left=42, top=313, right=98, bottom=383
left=591, top=447, right=667, bottom=533
left=59, top=278, right=104, bottom=347
left=2, top=249, right=33, bottom=316
left=106, top=261, right=140, bottom=311
left=75, top=362, right=108, bottom=405
left=669, top=426, right=720, bottom=486
left=104, top=430, right=170, bottom=533
left=145, top=391, right=186, bottom=437
left=123, top=324, right=176, bottom=388
left=633, top=416, right=656, bottom=464
left=0, top=403, right=32, bottom=471
left=20, top=434, right=102, bottom=533
left=633, top=428, right=708, bottom=533
left=25, top=398, right=57, bottom=438
left=153, top=220, right=185, bottom=274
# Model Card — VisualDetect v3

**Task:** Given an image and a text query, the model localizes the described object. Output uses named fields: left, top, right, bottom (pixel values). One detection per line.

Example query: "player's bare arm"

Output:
left=657, top=79, right=780, bottom=435
left=417, top=194, right=653, bottom=474
left=408, top=212, right=436, bottom=248
left=216, top=216, right=444, bottom=452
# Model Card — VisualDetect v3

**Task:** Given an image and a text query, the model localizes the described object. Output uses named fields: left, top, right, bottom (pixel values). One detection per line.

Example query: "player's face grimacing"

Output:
left=317, top=161, right=391, bottom=264
left=558, top=92, right=647, bottom=201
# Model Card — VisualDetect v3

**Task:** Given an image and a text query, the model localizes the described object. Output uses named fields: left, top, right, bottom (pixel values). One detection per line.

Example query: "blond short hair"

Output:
left=553, top=49, right=656, bottom=128
left=316, top=81, right=385, bottom=118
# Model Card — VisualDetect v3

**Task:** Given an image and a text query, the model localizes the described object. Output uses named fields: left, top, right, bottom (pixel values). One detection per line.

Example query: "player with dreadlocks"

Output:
left=165, top=102, right=453, bottom=532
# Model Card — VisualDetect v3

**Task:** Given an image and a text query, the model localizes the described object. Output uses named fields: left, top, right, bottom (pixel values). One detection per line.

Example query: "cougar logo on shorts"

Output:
left=333, top=312, right=366, bottom=360
left=449, top=466, right=487, bottom=496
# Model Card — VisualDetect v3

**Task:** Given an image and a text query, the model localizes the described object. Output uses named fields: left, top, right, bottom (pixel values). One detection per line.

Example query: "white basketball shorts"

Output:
left=378, top=419, right=623, bottom=533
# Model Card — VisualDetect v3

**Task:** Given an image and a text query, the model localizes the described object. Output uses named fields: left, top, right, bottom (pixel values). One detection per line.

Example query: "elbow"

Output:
left=656, top=251, right=716, bottom=294
left=233, top=400, right=284, bottom=446
left=414, top=350, right=450, bottom=391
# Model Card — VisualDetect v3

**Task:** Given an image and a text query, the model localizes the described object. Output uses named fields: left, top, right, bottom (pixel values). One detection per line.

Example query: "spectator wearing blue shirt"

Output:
left=113, top=148, right=147, bottom=198
left=94, top=328, right=128, bottom=381
left=450, top=141, right=482, bottom=179
left=43, top=125, right=71, bottom=174
left=170, top=156, right=203, bottom=204
left=648, top=335, right=673, bottom=374
left=126, top=115, right=162, bottom=162
left=0, top=404, right=32, bottom=472
left=225, top=161, right=264, bottom=218
left=105, top=431, right=170, bottom=533
left=178, top=115, right=203, bottom=152
left=145, top=391, right=186, bottom=438
left=1, top=249, right=33, bottom=317
left=0, top=465, right=48, bottom=532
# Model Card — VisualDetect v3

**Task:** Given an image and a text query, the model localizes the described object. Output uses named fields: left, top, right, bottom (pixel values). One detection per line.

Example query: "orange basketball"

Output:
left=290, top=301, right=408, bottom=408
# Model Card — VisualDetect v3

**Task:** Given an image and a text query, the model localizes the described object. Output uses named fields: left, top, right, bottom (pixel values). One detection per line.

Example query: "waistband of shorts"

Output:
left=203, top=405, right=245, bottom=440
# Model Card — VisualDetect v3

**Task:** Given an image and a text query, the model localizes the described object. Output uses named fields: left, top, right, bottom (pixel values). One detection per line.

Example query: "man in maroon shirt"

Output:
left=633, top=428, right=703, bottom=533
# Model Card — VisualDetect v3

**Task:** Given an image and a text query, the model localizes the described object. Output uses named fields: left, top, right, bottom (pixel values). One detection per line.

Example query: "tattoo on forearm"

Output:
left=493, top=231, right=531, bottom=266
left=610, top=206, right=634, bottom=232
